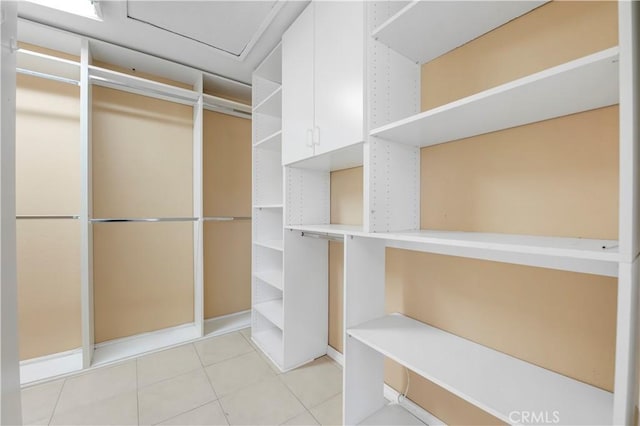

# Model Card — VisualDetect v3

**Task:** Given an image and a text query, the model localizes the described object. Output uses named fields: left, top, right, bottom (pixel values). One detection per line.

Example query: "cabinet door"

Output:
left=282, top=2, right=315, bottom=165
left=313, top=1, right=364, bottom=156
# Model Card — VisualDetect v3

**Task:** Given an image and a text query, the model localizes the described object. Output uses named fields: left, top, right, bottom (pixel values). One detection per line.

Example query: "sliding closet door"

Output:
left=203, top=110, right=251, bottom=319
left=92, top=86, right=194, bottom=343
left=16, top=73, right=82, bottom=360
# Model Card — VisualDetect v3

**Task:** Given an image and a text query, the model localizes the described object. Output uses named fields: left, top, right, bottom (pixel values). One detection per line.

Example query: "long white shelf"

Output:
left=203, top=93, right=251, bottom=119
left=359, top=404, right=424, bottom=426
left=17, top=48, right=80, bottom=81
left=252, top=328, right=283, bottom=368
left=254, top=239, right=284, bottom=252
left=253, top=86, right=282, bottom=117
left=372, top=1, right=546, bottom=64
left=89, top=65, right=199, bottom=106
left=254, top=299, right=284, bottom=330
left=371, top=48, right=619, bottom=147
left=286, top=224, right=363, bottom=236
left=254, top=270, right=283, bottom=291
left=348, top=314, right=613, bottom=425
left=254, top=130, right=282, bottom=151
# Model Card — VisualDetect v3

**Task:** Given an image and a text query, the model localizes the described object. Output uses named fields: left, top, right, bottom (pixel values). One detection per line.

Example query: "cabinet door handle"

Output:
left=313, top=126, right=320, bottom=145
left=306, top=129, right=314, bottom=147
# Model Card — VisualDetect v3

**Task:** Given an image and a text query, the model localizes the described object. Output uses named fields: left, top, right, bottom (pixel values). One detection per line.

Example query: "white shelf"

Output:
left=88, top=65, right=199, bottom=106
left=371, top=48, right=619, bottom=147
left=253, top=86, right=282, bottom=117
left=254, top=270, right=283, bottom=291
left=254, top=130, right=282, bottom=151
left=254, top=204, right=283, bottom=209
left=287, top=142, right=364, bottom=172
left=359, top=404, right=424, bottom=426
left=372, top=1, right=546, bottom=64
left=254, top=299, right=284, bottom=330
left=254, top=42, right=282, bottom=84
left=286, top=224, right=363, bottom=236
left=17, top=48, right=80, bottom=81
left=252, top=328, right=283, bottom=367
left=254, top=239, right=284, bottom=252
left=347, top=314, right=613, bottom=425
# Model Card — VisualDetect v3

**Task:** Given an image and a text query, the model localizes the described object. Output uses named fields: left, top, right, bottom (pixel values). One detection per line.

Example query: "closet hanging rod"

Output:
left=300, top=231, right=344, bottom=242
left=202, top=216, right=252, bottom=221
left=17, top=68, right=80, bottom=86
left=89, top=75, right=197, bottom=105
left=90, top=217, right=197, bottom=223
left=16, top=215, right=80, bottom=220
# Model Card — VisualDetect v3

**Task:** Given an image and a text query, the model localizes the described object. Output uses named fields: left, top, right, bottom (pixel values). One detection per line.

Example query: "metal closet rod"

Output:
left=300, top=231, right=343, bottom=242
left=17, top=215, right=80, bottom=220
left=202, top=216, right=251, bottom=221
left=17, top=68, right=80, bottom=86
left=90, top=217, right=197, bottom=223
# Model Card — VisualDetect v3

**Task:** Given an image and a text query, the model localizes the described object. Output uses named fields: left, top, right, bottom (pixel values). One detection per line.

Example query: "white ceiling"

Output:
left=17, top=0, right=308, bottom=85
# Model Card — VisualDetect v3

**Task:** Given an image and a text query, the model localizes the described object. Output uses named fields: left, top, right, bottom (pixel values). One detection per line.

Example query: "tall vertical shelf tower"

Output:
left=251, top=44, right=286, bottom=367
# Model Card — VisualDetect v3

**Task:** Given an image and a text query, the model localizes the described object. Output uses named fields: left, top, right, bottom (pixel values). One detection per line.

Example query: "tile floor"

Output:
left=21, top=328, right=343, bottom=426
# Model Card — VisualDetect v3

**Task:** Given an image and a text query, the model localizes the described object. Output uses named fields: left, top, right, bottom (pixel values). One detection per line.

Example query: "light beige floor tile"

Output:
left=280, top=357, right=342, bottom=409
left=219, top=377, right=305, bottom=425
left=309, top=394, right=342, bottom=426
left=239, top=327, right=251, bottom=341
left=256, top=348, right=283, bottom=374
left=50, top=390, right=138, bottom=425
left=24, top=417, right=51, bottom=425
left=138, top=368, right=216, bottom=425
left=21, top=378, right=64, bottom=424
left=158, top=401, right=228, bottom=425
left=194, top=332, right=254, bottom=366
left=138, top=344, right=202, bottom=388
left=54, top=361, right=137, bottom=414
left=281, top=410, right=320, bottom=425
left=205, top=351, right=276, bottom=396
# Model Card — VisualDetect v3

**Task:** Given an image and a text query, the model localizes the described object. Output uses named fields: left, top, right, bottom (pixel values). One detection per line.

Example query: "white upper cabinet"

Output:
left=282, top=1, right=364, bottom=165
left=282, top=3, right=315, bottom=165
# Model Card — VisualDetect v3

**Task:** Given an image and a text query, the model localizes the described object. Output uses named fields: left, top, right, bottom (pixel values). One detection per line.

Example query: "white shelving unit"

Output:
left=252, top=43, right=285, bottom=370
left=15, top=19, right=254, bottom=384
left=339, top=1, right=639, bottom=425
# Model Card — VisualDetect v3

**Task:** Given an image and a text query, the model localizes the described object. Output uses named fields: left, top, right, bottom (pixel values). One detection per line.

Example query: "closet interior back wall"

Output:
left=16, top=72, right=81, bottom=361
left=92, top=85, right=194, bottom=343
left=203, top=110, right=252, bottom=319
left=328, top=166, right=363, bottom=354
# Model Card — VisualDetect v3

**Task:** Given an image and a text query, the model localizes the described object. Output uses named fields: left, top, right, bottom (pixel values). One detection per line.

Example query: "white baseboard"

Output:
left=326, top=345, right=447, bottom=426
left=204, top=310, right=251, bottom=337
left=326, top=345, right=344, bottom=366
left=383, top=385, right=447, bottom=426
left=21, top=311, right=252, bottom=386
left=20, top=349, right=83, bottom=386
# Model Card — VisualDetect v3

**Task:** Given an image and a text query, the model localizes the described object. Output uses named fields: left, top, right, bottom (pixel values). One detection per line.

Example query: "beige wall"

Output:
left=92, top=86, right=193, bottom=218
left=92, top=84, right=194, bottom=342
left=17, top=220, right=82, bottom=360
left=421, top=1, right=618, bottom=110
left=93, top=222, right=194, bottom=343
left=328, top=167, right=363, bottom=352
left=203, top=110, right=252, bottom=319
left=421, top=106, right=618, bottom=239
left=16, top=72, right=82, bottom=360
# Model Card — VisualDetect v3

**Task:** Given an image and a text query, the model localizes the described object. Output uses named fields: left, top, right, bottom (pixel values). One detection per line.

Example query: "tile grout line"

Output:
left=135, top=359, right=140, bottom=426
left=196, top=343, right=232, bottom=426
left=47, top=378, right=67, bottom=425
left=149, top=399, right=219, bottom=426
